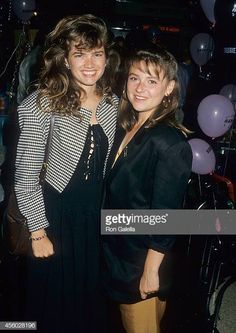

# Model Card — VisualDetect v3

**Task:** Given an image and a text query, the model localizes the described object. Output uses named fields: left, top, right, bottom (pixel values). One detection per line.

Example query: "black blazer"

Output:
left=102, top=122, right=193, bottom=303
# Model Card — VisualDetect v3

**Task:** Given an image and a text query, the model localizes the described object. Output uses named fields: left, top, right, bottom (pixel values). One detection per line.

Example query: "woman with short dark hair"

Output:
left=102, top=45, right=192, bottom=333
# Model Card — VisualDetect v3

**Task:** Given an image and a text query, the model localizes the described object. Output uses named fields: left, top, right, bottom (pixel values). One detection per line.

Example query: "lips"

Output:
left=134, top=95, right=147, bottom=100
left=82, top=71, right=97, bottom=77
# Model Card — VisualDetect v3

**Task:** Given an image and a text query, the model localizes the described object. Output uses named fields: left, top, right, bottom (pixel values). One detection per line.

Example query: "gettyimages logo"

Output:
left=105, top=213, right=168, bottom=226
left=104, top=212, right=168, bottom=234
left=101, top=210, right=236, bottom=235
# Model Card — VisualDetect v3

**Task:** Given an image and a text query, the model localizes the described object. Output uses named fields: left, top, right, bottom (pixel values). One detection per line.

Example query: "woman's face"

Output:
left=126, top=61, right=175, bottom=117
left=65, top=42, right=106, bottom=91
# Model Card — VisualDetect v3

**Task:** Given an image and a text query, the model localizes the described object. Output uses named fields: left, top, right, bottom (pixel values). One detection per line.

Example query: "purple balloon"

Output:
left=197, top=94, right=235, bottom=138
left=190, top=33, right=215, bottom=66
left=12, top=0, right=35, bottom=21
left=219, top=84, right=236, bottom=103
left=188, top=138, right=216, bottom=175
left=200, top=0, right=216, bottom=23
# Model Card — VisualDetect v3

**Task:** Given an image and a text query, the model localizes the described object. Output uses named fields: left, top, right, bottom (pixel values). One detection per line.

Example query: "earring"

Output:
left=65, top=63, right=70, bottom=69
left=162, top=95, right=171, bottom=109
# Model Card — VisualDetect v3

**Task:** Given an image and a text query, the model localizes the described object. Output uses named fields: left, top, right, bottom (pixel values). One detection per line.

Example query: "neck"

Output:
left=84, top=85, right=97, bottom=98
left=137, top=112, right=152, bottom=126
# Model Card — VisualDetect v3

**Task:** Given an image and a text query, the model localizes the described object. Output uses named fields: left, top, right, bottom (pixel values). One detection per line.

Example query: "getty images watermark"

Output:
left=101, top=210, right=236, bottom=235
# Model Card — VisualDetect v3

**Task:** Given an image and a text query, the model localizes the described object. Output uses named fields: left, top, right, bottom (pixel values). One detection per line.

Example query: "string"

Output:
left=222, top=121, right=235, bottom=177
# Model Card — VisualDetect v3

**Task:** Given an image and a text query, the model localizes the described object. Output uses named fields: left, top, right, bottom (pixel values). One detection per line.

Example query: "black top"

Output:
left=79, top=124, right=108, bottom=183
left=63, top=124, right=108, bottom=208
left=102, top=123, right=193, bottom=303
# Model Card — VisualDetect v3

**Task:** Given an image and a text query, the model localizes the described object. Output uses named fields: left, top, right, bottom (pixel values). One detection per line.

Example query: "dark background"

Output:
left=0, top=2, right=236, bottom=332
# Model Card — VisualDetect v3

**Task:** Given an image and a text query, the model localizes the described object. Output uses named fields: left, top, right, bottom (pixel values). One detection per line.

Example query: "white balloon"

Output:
left=190, top=33, right=215, bottom=66
left=200, top=0, right=216, bottom=24
left=197, top=94, right=235, bottom=138
left=188, top=138, right=216, bottom=175
left=219, top=84, right=236, bottom=103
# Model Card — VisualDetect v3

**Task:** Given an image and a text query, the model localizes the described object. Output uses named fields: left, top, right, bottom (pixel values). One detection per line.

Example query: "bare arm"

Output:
left=139, top=249, right=164, bottom=299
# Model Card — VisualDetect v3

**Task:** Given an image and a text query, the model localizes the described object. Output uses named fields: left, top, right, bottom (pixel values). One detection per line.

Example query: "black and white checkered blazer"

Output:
left=15, top=91, right=119, bottom=232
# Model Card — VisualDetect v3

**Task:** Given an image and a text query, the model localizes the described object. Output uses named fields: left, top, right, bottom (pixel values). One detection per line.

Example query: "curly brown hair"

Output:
left=37, top=14, right=116, bottom=117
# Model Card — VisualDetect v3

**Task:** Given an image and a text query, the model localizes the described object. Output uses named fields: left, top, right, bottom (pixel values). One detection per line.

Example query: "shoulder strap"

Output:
left=44, top=114, right=55, bottom=164
left=39, top=114, right=55, bottom=185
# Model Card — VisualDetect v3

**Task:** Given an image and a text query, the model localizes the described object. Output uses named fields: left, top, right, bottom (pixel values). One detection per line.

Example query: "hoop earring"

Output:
left=162, top=95, right=171, bottom=108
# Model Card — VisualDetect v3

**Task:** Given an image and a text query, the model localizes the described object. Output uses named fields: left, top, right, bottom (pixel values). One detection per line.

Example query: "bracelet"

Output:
left=29, top=232, right=47, bottom=241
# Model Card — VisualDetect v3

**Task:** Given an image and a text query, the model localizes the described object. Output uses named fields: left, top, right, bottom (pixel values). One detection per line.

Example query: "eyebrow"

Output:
left=129, top=72, right=158, bottom=79
left=73, top=47, right=104, bottom=52
left=93, top=50, right=105, bottom=54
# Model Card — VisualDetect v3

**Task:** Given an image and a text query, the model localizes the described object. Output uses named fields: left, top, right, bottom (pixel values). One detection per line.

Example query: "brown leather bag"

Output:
left=5, top=190, right=30, bottom=255
left=4, top=114, right=55, bottom=256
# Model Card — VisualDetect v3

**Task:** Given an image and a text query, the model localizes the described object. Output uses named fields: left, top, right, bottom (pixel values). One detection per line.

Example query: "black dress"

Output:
left=25, top=124, right=109, bottom=333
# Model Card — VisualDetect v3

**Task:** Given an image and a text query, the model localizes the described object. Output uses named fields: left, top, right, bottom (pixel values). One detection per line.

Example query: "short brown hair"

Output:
left=119, top=44, right=190, bottom=135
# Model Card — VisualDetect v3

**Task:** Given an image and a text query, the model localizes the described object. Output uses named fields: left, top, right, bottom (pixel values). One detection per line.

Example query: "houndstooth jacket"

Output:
left=14, top=91, right=118, bottom=232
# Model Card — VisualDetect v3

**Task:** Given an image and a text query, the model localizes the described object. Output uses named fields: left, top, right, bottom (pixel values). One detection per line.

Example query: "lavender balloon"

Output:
left=188, top=138, right=216, bottom=175
left=219, top=84, right=236, bottom=103
left=190, top=33, right=214, bottom=67
left=197, top=94, right=235, bottom=138
left=200, top=0, right=216, bottom=24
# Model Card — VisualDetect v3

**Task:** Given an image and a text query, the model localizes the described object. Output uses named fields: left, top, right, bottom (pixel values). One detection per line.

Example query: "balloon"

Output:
left=188, top=138, right=216, bottom=175
left=219, top=84, right=236, bottom=103
left=200, top=0, right=216, bottom=24
left=197, top=94, right=235, bottom=138
left=190, top=33, right=215, bottom=67
left=12, top=0, right=35, bottom=21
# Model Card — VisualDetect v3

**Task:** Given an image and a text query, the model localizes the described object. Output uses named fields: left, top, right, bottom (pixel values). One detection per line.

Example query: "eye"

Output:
left=148, top=79, right=158, bottom=84
left=129, top=76, right=137, bottom=81
left=94, top=52, right=104, bottom=57
left=75, top=52, right=83, bottom=58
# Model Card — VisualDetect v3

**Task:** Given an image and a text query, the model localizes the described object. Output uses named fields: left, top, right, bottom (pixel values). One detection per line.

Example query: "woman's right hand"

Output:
left=30, top=229, right=55, bottom=258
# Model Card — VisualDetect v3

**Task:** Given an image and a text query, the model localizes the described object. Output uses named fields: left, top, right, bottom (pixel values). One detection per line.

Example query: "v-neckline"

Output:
left=111, top=121, right=148, bottom=169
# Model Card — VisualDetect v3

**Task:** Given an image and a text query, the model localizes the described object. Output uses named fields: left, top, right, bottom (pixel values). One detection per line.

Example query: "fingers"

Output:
left=140, top=291, right=147, bottom=300
left=140, top=290, right=157, bottom=300
left=139, top=275, right=159, bottom=299
left=34, top=249, right=55, bottom=258
left=32, top=237, right=55, bottom=258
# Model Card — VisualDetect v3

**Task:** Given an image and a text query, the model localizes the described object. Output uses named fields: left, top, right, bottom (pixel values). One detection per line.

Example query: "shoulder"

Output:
left=104, top=93, right=119, bottom=109
left=17, top=91, right=50, bottom=124
left=150, top=123, right=186, bottom=142
left=18, top=90, right=38, bottom=109
left=18, top=90, right=50, bottom=112
left=148, top=123, right=191, bottom=154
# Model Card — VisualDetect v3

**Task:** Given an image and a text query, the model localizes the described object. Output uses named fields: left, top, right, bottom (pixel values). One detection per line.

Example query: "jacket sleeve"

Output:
left=14, top=104, right=50, bottom=232
left=145, top=140, right=192, bottom=253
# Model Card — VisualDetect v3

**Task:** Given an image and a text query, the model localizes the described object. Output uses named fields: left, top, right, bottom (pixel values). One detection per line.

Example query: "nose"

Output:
left=84, top=55, right=93, bottom=68
left=135, top=81, right=145, bottom=92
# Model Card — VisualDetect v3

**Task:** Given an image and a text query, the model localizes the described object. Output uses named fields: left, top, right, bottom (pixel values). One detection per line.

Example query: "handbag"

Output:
left=3, top=114, right=55, bottom=256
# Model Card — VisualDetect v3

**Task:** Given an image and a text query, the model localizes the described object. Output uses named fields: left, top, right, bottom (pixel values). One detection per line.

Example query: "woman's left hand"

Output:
left=139, top=249, right=164, bottom=299
left=139, top=269, right=159, bottom=300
